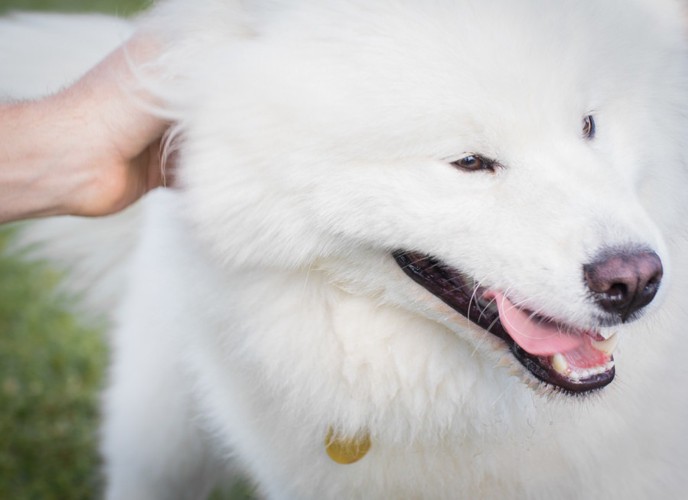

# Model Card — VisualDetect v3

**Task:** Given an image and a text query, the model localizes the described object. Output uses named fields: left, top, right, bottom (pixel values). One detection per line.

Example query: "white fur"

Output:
left=3, top=1, right=688, bottom=498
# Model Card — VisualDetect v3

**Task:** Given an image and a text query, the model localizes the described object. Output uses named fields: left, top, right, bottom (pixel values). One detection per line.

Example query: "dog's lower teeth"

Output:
left=550, top=354, right=615, bottom=381
left=591, top=333, right=619, bottom=356
left=551, top=354, right=569, bottom=376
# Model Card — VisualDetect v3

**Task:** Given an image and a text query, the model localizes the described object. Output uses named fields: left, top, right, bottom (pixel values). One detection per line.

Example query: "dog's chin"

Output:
left=393, top=251, right=618, bottom=394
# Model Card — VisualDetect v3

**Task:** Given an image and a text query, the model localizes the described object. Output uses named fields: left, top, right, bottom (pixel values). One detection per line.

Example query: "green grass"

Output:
left=0, top=228, right=107, bottom=499
left=0, top=227, right=256, bottom=498
left=0, top=0, right=150, bottom=15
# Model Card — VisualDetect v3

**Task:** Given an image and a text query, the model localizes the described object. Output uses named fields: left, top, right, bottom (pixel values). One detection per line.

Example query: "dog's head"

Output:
left=154, top=0, right=688, bottom=393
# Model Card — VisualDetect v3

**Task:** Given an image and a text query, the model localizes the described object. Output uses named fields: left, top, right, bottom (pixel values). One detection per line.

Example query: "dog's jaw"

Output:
left=393, top=250, right=617, bottom=393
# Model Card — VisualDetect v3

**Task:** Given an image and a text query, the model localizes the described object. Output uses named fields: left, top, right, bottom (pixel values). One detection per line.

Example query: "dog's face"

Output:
left=167, top=0, right=688, bottom=393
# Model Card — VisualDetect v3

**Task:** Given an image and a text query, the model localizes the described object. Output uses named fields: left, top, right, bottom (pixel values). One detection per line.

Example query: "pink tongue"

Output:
left=491, top=293, right=584, bottom=356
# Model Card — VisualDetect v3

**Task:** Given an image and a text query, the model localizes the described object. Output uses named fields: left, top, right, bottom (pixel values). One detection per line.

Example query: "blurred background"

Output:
left=0, top=2, right=147, bottom=499
left=0, top=1, right=249, bottom=498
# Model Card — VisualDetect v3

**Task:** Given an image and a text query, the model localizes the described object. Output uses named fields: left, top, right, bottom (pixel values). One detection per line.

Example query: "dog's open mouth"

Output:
left=393, top=251, right=617, bottom=393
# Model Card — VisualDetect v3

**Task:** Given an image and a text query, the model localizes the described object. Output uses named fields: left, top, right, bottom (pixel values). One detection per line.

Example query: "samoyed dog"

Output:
left=2, top=0, right=688, bottom=498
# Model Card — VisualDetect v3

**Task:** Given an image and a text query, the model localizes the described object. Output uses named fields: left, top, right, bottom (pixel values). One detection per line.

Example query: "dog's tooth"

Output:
left=551, top=354, right=569, bottom=376
left=591, top=333, right=619, bottom=356
left=599, top=329, right=616, bottom=340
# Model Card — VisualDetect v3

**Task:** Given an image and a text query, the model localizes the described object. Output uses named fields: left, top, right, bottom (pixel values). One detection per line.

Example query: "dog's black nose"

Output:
left=584, top=249, right=663, bottom=322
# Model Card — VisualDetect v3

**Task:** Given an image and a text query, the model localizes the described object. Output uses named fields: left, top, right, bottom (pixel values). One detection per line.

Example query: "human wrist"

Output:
left=0, top=99, right=87, bottom=222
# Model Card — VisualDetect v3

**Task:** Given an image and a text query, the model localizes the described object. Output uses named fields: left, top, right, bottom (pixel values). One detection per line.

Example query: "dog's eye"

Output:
left=451, top=155, right=494, bottom=173
left=583, top=115, right=596, bottom=139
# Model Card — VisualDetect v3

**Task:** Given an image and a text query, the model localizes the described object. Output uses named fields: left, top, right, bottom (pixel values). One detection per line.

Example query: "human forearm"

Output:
left=0, top=34, right=166, bottom=224
left=0, top=98, right=89, bottom=222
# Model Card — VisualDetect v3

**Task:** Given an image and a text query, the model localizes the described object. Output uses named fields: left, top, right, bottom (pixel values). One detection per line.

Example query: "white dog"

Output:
left=2, top=1, right=688, bottom=498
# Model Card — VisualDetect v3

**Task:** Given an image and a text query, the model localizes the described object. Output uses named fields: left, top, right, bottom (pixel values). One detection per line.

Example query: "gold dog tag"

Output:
left=325, top=427, right=371, bottom=464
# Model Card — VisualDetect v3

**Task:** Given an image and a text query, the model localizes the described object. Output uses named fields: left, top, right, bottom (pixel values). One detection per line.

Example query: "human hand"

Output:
left=0, top=35, right=168, bottom=223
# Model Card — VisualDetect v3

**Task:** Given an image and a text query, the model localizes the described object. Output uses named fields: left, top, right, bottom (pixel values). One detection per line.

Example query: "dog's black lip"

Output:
left=392, top=250, right=615, bottom=394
